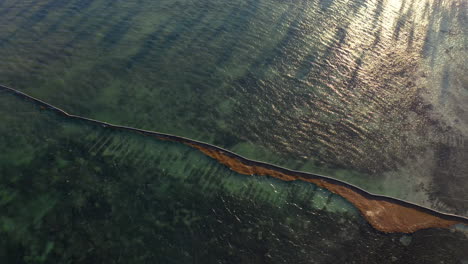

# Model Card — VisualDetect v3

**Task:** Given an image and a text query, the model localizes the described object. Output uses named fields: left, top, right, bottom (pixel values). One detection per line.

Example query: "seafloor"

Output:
left=0, top=0, right=467, bottom=262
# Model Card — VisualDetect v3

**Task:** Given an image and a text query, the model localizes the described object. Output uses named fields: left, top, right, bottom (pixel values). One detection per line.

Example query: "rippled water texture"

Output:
left=0, top=0, right=467, bottom=215
left=2, top=86, right=468, bottom=262
left=0, top=0, right=467, bottom=244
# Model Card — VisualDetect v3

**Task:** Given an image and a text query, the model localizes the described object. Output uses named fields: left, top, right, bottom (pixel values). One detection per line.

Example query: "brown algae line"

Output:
left=1, top=84, right=467, bottom=233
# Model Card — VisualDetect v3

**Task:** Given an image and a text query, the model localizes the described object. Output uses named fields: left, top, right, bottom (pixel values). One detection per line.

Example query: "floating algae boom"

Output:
left=1, top=84, right=468, bottom=233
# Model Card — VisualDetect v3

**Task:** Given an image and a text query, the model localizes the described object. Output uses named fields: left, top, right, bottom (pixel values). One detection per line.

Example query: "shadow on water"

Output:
left=211, top=0, right=261, bottom=68
left=421, top=0, right=442, bottom=64
left=0, top=0, right=467, bottom=219
left=0, top=0, right=120, bottom=76
left=225, top=0, right=467, bottom=187
left=205, top=0, right=260, bottom=43
left=456, top=0, right=467, bottom=29
left=44, top=0, right=99, bottom=36
left=59, top=0, right=123, bottom=48
left=99, top=1, right=146, bottom=49
left=159, top=0, right=263, bottom=76
left=371, top=0, right=385, bottom=26
left=392, top=0, right=415, bottom=41
left=293, top=25, right=349, bottom=81
left=420, top=0, right=466, bottom=70
left=127, top=11, right=208, bottom=69
left=0, top=1, right=31, bottom=19
left=406, top=20, right=415, bottom=50
left=368, top=0, right=385, bottom=48
left=15, top=0, right=74, bottom=33
left=204, top=0, right=262, bottom=68
left=248, top=0, right=375, bottom=80
left=438, top=64, right=450, bottom=105
left=33, top=0, right=121, bottom=73
left=248, top=0, right=345, bottom=76
left=349, top=0, right=370, bottom=14
left=319, top=0, right=334, bottom=11
left=347, top=55, right=364, bottom=89
left=245, top=0, right=307, bottom=72
left=0, top=0, right=72, bottom=44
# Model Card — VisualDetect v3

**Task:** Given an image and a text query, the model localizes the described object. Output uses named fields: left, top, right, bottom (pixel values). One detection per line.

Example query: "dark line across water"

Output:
left=1, top=83, right=467, bottom=229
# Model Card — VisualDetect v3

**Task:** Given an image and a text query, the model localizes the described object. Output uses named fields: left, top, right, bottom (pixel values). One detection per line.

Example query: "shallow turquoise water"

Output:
left=0, top=0, right=467, bottom=262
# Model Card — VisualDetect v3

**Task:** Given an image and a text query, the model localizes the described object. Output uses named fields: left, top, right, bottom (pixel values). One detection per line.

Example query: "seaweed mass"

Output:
left=1, top=84, right=467, bottom=234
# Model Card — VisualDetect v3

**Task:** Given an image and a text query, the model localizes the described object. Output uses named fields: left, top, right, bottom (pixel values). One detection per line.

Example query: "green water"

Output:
left=1, top=85, right=467, bottom=263
left=1, top=0, right=467, bottom=215
left=0, top=0, right=467, bottom=262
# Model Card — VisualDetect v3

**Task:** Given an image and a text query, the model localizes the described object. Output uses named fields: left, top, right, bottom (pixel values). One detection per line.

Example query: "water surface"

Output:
left=0, top=0, right=467, bottom=261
